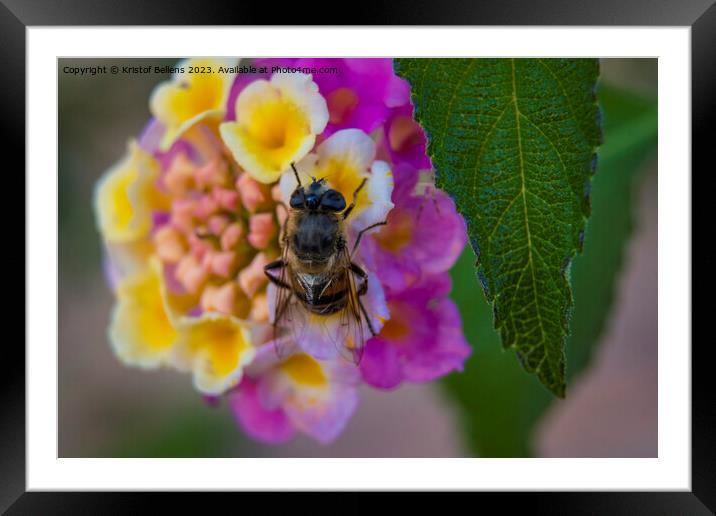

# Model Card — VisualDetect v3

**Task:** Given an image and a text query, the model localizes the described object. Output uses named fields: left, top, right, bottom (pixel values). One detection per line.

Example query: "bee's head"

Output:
left=290, top=177, right=346, bottom=212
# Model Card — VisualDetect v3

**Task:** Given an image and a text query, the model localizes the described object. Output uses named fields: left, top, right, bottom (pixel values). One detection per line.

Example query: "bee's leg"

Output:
left=350, top=262, right=377, bottom=336
left=351, top=220, right=387, bottom=256
left=342, top=178, right=368, bottom=220
left=349, top=262, right=369, bottom=296
left=357, top=296, right=378, bottom=336
left=264, top=259, right=292, bottom=290
left=264, top=259, right=286, bottom=271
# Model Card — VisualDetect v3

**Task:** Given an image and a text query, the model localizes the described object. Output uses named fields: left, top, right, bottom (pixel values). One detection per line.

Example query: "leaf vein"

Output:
left=510, top=58, right=547, bottom=355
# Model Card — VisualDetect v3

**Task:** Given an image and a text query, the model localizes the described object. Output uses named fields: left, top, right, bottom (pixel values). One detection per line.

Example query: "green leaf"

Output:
left=442, top=83, right=657, bottom=456
left=395, top=59, right=601, bottom=396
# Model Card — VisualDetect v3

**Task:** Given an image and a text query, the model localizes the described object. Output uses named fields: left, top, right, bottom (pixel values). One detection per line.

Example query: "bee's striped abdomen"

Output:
left=295, top=271, right=349, bottom=315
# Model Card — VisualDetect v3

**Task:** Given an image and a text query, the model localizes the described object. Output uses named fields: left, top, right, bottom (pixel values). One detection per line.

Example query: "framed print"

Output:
left=8, top=0, right=711, bottom=511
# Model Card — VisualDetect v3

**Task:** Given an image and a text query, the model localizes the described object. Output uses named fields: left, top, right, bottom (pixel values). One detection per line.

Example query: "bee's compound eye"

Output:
left=320, top=189, right=346, bottom=212
left=290, top=188, right=305, bottom=208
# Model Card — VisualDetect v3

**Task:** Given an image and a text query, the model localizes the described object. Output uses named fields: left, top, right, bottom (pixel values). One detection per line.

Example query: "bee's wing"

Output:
left=269, top=248, right=308, bottom=360
left=331, top=248, right=366, bottom=364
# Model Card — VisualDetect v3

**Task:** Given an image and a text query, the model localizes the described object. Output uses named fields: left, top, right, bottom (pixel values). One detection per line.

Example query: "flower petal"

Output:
left=271, top=72, right=329, bottom=134
left=409, top=190, right=467, bottom=274
left=229, top=377, right=296, bottom=444
left=150, top=57, right=240, bottom=150
left=138, top=117, right=165, bottom=154
left=285, top=383, right=359, bottom=444
left=316, top=127, right=376, bottom=173
left=220, top=73, right=328, bottom=184
left=102, top=238, right=156, bottom=286
left=360, top=274, right=470, bottom=388
left=383, top=104, right=432, bottom=170
left=361, top=181, right=467, bottom=292
left=265, top=58, right=409, bottom=136
left=350, top=160, right=395, bottom=231
left=109, top=259, right=177, bottom=368
left=257, top=353, right=360, bottom=444
left=283, top=357, right=360, bottom=444
left=94, top=140, right=163, bottom=243
left=172, top=313, right=256, bottom=395
left=359, top=338, right=402, bottom=389
left=401, top=297, right=471, bottom=383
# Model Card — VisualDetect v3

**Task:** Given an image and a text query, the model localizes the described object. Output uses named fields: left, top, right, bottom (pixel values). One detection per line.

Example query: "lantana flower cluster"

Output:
left=94, top=58, right=470, bottom=444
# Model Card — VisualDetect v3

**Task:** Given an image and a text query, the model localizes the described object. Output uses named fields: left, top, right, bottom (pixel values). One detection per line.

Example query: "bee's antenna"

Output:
left=290, top=162, right=301, bottom=186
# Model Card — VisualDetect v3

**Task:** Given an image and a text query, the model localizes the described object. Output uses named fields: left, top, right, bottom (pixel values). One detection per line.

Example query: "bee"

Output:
left=264, top=163, right=386, bottom=363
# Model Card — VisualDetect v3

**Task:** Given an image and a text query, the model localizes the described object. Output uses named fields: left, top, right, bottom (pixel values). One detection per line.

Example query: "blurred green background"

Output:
left=59, top=58, right=657, bottom=457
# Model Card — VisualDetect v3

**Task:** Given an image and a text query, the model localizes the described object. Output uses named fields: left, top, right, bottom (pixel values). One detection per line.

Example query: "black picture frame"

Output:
left=6, top=0, right=710, bottom=512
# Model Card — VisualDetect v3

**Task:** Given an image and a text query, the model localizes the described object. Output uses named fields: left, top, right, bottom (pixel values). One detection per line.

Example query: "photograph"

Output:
left=58, top=56, right=658, bottom=459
